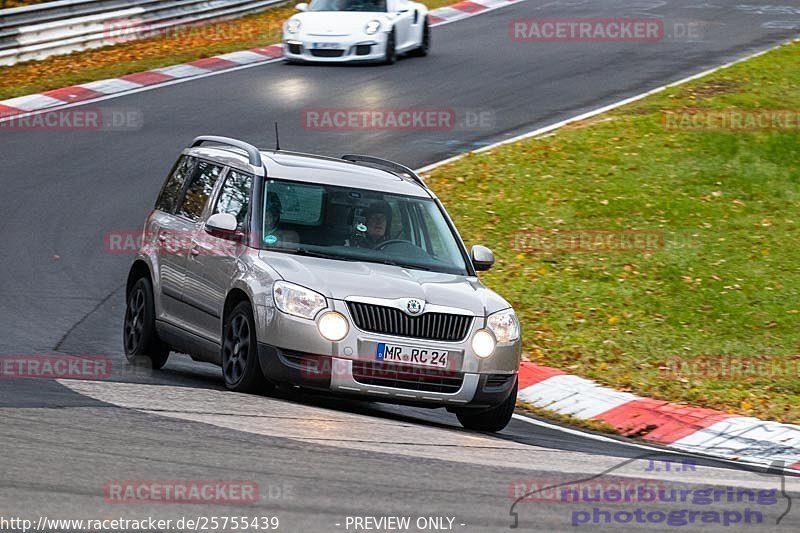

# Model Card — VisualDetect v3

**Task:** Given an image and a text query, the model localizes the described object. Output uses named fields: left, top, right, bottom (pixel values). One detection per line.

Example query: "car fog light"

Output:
left=472, top=330, right=496, bottom=358
left=318, top=311, right=349, bottom=341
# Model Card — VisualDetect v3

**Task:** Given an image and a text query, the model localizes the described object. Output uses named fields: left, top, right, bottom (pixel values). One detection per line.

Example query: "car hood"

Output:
left=259, top=252, right=511, bottom=316
left=292, top=12, right=389, bottom=36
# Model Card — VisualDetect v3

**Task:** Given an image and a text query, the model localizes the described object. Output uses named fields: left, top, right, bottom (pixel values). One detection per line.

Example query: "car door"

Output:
left=183, top=168, right=254, bottom=344
left=169, top=158, right=225, bottom=332
left=388, top=0, right=415, bottom=49
left=150, top=154, right=197, bottom=323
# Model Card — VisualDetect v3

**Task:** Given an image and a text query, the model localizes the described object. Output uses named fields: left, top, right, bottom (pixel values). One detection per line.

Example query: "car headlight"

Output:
left=472, top=330, right=496, bottom=358
left=365, top=20, right=381, bottom=34
left=286, top=18, right=301, bottom=34
left=317, top=311, right=349, bottom=341
left=487, top=308, right=520, bottom=343
left=273, top=281, right=326, bottom=319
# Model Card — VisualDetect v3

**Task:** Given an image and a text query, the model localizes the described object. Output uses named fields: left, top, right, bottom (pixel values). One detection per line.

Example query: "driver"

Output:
left=263, top=191, right=296, bottom=245
left=353, top=201, right=391, bottom=248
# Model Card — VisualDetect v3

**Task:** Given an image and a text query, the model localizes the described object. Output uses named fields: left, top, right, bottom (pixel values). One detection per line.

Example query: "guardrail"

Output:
left=0, top=0, right=287, bottom=66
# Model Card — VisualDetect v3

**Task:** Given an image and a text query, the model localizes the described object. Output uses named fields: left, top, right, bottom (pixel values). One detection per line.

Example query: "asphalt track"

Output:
left=1, top=0, right=800, bottom=531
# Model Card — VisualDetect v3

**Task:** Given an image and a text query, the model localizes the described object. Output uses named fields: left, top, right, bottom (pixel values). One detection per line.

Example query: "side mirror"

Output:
left=296, top=2, right=308, bottom=11
left=205, top=213, right=239, bottom=238
left=470, top=245, right=495, bottom=271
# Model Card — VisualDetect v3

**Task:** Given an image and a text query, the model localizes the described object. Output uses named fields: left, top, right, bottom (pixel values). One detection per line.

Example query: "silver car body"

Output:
left=129, top=139, right=521, bottom=410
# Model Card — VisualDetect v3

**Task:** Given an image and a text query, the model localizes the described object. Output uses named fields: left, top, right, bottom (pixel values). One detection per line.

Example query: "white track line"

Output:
left=511, top=414, right=800, bottom=476
left=0, top=0, right=529, bottom=125
left=416, top=36, right=800, bottom=174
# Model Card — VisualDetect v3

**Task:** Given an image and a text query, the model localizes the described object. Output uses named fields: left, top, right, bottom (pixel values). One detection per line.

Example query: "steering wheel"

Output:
left=374, top=239, right=412, bottom=251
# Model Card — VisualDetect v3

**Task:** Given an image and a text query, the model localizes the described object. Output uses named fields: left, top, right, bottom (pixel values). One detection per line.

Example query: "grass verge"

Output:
left=516, top=401, right=621, bottom=435
left=427, top=40, right=800, bottom=424
left=0, top=0, right=454, bottom=101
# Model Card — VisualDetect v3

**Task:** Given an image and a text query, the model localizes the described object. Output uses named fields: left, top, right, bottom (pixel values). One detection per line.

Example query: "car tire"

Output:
left=410, top=18, right=430, bottom=57
left=221, top=301, right=271, bottom=393
left=456, top=378, right=517, bottom=432
left=382, top=29, right=397, bottom=65
left=123, top=276, right=170, bottom=369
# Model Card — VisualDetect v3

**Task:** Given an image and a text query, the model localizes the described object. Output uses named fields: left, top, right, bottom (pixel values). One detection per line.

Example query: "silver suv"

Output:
left=124, top=136, right=521, bottom=431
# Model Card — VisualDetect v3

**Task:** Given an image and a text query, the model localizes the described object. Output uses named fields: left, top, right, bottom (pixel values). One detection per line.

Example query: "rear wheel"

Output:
left=382, top=29, right=397, bottom=65
left=456, top=379, right=517, bottom=432
left=222, top=301, right=270, bottom=393
left=123, top=277, right=170, bottom=369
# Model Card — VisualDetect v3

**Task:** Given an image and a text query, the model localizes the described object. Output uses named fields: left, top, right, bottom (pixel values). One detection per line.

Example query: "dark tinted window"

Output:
left=213, top=170, right=253, bottom=229
left=155, top=155, right=196, bottom=213
left=309, top=0, right=386, bottom=11
left=178, top=160, right=223, bottom=221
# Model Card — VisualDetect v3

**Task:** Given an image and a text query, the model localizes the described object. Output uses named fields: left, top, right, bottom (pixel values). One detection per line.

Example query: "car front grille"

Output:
left=351, top=361, right=464, bottom=394
left=346, top=301, right=473, bottom=342
left=310, top=49, right=344, bottom=58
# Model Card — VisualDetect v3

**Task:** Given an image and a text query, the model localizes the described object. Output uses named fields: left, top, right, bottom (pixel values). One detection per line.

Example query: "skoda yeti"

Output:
left=124, top=136, right=522, bottom=431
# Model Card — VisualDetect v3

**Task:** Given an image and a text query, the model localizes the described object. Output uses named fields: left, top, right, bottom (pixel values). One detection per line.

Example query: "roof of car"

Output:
left=186, top=145, right=431, bottom=198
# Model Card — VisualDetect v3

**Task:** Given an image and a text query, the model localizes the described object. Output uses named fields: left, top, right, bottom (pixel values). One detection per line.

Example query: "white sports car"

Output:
left=283, top=0, right=430, bottom=64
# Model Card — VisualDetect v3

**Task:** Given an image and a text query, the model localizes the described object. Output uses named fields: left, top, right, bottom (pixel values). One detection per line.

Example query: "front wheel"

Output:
left=382, top=29, right=397, bottom=65
left=123, top=277, right=170, bottom=369
left=456, top=379, right=517, bottom=432
left=410, top=18, right=430, bottom=57
left=221, top=301, right=270, bottom=393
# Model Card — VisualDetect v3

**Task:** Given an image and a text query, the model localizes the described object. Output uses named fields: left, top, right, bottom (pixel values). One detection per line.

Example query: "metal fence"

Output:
left=0, top=0, right=286, bottom=66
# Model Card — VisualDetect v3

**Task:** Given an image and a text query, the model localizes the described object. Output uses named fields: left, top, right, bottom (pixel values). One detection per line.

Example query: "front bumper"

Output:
left=257, top=344, right=518, bottom=409
left=282, top=34, right=387, bottom=63
left=253, top=298, right=521, bottom=407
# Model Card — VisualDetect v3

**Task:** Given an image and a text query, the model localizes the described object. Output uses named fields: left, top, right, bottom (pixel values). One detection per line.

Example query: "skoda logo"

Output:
left=406, top=299, right=424, bottom=316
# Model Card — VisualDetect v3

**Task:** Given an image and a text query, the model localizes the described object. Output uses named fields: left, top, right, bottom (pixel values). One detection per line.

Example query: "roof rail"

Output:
left=191, top=136, right=262, bottom=167
left=342, top=154, right=425, bottom=187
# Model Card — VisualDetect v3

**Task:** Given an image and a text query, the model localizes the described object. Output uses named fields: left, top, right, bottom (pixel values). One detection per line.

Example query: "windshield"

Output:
left=260, top=179, right=469, bottom=275
left=308, top=0, right=387, bottom=12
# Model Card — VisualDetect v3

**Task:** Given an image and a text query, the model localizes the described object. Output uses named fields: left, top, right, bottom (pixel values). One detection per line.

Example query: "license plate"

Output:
left=312, top=42, right=340, bottom=49
left=376, top=343, right=449, bottom=369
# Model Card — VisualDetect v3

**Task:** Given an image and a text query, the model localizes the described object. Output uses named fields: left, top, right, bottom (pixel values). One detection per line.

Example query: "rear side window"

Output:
left=178, top=160, right=223, bottom=221
left=214, top=170, right=253, bottom=230
left=155, top=155, right=196, bottom=213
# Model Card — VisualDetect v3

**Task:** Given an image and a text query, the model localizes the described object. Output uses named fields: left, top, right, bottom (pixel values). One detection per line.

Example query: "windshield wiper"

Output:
left=264, top=246, right=359, bottom=261
left=264, top=247, right=433, bottom=270
left=369, top=258, right=432, bottom=271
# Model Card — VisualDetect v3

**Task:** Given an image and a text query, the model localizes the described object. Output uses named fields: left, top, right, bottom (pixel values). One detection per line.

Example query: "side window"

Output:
left=213, top=170, right=253, bottom=230
left=177, top=160, right=223, bottom=221
left=155, top=155, right=196, bottom=213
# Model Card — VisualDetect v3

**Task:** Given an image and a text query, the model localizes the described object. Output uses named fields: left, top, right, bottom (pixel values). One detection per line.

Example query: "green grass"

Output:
left=427, top=41, right=800, bottom=423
